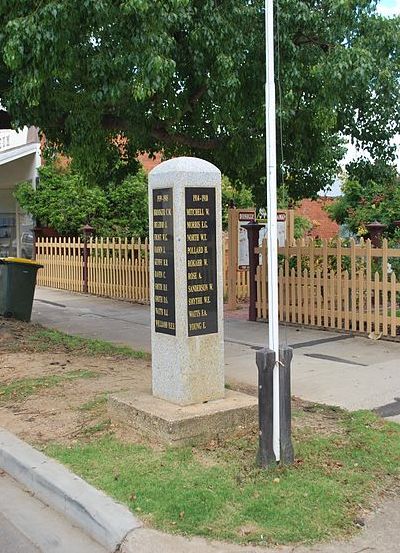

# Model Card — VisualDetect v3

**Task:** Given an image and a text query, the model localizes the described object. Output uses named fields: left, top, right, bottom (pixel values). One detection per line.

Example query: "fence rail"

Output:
left=36, top=235, right=400, bottom=339
left=256, top=238, right=400, bottom=338
left=223, top=237, right=249, bottom=301
left=37, top=236, right=247, bottom=305
left=36, top=237, right=149, bottom=303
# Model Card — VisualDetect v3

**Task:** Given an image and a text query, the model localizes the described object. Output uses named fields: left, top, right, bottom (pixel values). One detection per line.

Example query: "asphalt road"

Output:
left=0, top=513, right=40, bottom=553
left=0, top=473, right=106, bottom=553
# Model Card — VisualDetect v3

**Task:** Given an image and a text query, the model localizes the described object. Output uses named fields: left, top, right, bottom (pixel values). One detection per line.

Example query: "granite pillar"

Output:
left=149, top=157, right=225, bottom=406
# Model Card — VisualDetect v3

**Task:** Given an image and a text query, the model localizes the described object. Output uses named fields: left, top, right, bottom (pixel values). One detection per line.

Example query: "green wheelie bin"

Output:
left=0, top=258, right=43, bottom=322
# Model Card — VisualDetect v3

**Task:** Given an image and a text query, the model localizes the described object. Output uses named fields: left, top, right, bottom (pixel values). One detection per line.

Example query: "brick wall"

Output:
left=138, top=152, right=162, bottom=172
left=295, top=198, right=339, bottom=239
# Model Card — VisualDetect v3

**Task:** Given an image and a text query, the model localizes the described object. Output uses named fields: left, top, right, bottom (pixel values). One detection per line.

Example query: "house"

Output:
left=295, top=197, right=340, bottom=240
left=0, top=125, right=41, bottom=258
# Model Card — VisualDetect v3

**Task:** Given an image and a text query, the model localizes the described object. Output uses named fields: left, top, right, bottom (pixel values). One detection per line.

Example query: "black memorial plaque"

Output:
left=185, top=187, right=218, bottom=337
left=152, top=188, right=176, bottom=335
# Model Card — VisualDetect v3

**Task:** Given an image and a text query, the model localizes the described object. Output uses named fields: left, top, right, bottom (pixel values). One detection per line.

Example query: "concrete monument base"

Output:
left=108, top=389, right=257, bottom=447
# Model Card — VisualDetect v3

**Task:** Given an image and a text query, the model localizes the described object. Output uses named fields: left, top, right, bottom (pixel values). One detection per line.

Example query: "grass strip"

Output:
left=0, top=370, right=97, bottom=402
left=25, top=327, right=148, bottom=359
left=45, top=410, right=400, bottom=546
left=79, top=394, right=108, bottom=412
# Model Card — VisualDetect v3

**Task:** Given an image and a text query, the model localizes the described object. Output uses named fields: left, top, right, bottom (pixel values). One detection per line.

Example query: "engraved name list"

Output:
left=185, top=187, right=218, bottom=337
left=152, top=188, right=176, bottom=335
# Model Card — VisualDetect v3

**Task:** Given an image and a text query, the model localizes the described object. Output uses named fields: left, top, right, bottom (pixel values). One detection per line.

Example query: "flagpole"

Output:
left=265, top=0, right=280, bottom=461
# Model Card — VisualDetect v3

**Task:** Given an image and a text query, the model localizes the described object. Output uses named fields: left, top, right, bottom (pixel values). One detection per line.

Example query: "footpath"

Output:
left=1, top=286, right=399, bottom=553
left=33, top=286, right=400, bottom=420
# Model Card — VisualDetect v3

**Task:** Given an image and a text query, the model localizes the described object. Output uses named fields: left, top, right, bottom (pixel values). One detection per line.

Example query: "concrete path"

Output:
left=0, top=428, right=141, bottom=552
left=33, top=287, right=400, bottom=420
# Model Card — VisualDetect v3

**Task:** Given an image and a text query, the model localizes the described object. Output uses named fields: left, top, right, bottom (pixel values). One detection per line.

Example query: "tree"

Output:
left=326, top=159, right=400, bottom=238
left=1, top=1, right=400, bottom=200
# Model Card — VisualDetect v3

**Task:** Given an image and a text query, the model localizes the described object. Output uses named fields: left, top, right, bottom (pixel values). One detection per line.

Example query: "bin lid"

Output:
left=0, top=257, right=43, bottom=267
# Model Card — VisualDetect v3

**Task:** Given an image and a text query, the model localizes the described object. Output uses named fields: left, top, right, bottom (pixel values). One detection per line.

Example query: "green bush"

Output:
left=221, top=176, right=254, bottom=229
left=15, top=162, right=149, bottom=238
left=100, top=170, right=148, bottom=238
left=16, top=161, right=254, bottom=238
left=294, top=215, right=313, bottom=239
left=15, top=164, right=108, bottom=235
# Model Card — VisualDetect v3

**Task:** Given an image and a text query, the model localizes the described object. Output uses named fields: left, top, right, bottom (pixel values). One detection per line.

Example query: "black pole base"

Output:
left=256, top=346, right=294, bottom=468
left=256, top=348, right=276, bottom=468
left=279, top=346, right=295, bottom=465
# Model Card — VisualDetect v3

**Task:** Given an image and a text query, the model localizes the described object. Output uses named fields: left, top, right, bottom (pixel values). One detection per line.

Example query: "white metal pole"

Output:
left=265, top=0, right=280, bottom=461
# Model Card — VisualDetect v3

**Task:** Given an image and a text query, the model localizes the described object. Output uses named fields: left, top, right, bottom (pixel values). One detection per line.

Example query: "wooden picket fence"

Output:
left=36, top=235, right=400, bottom=338
left=87, top=237, right=149, bottom=302
left=36, top=237, right=84, bottom=293
left=223, top=237, right=249, bottom=301
left=36, top=237, right=150, bottom=303
left=36, top=235, right=246, bottom=304
left=256, top=238, right=400, bottom=338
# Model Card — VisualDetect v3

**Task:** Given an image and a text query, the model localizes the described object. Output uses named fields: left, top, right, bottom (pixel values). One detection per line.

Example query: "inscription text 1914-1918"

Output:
left=185, top=187, right=218, bottom=337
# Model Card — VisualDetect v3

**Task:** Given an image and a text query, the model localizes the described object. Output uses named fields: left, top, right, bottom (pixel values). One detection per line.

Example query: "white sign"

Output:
left=277, top=212, right=287, bottom=247
left=238, top=210, right=256, bottom=267
left=258, top=211, right=287, bottom=250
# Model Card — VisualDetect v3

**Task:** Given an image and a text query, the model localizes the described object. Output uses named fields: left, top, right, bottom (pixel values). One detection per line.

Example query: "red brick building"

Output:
left=295, top=197, right=339, bottom=239
left=137, top=152, right=162, bottom=173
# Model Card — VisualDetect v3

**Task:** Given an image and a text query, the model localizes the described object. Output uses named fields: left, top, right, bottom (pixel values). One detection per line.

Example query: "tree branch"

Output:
left=103, top=112, right=220, bottom=150
left=1, top=110, right=221, bottom=151
left=187, top=85, right=208, bottom=112
left=150, top=125, right=221, bottom=150
left=293, top=34, right=334, bottom=53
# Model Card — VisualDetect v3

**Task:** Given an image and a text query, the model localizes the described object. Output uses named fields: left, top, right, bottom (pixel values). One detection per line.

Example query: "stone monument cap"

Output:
left=149, top=156, right=221, bottom=177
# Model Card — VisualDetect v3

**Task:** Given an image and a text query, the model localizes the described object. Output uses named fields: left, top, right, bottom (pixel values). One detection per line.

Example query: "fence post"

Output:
left=82, top=224, right=94, bottom=294
left=366, top=221, right=387, bottom=248
left=245, top=221, right=263, bottom=321
left=32, top=226, right=43, bottom=260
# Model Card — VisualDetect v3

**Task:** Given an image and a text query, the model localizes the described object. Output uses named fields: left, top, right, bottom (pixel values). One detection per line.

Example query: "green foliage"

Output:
left=45, top=409, right=400, bottom=545
left=15, top=158, right=250, bottom=237
left=1, top=1, right=400, bottom=200
left=221, top=176, right=254, bottom=229
left=101, top=170, right=148, bottom=238
left=0, top=370, right=97, bottom=403
left=15, top=163, right=108, bottom=235
left=326, top=159, right=400, bottom=237
left=294, top=215, right=313, bottom=239
left=15, top=162, right=149, bottom=238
